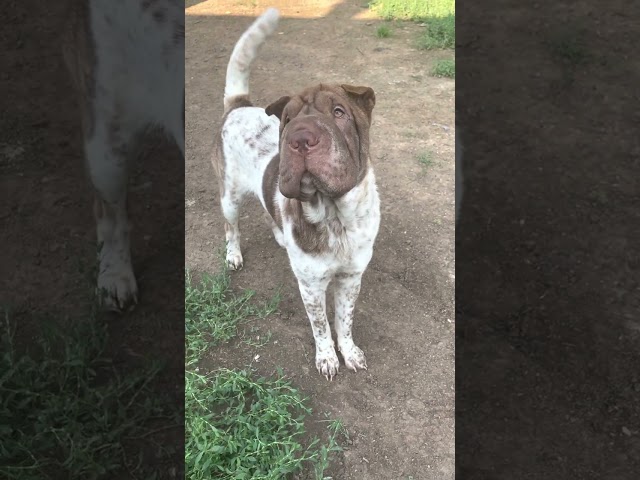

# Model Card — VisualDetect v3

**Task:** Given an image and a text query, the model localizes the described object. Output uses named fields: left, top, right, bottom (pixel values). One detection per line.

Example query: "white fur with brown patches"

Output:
left=215, top=8, right=380, bottom=381
left=219, top=108, right=380, bottom=379
left=64, top=0, right=184, bottom=312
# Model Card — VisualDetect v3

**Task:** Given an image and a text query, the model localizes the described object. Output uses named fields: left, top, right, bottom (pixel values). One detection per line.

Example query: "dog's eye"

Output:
left=283, top=115, right=290, bottom=125
left=333, top=106, right=346, bottom=118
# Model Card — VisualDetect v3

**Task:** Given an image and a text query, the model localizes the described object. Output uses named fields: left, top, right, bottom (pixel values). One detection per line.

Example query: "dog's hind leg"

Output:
left=220, top=191, right=244, bottom=270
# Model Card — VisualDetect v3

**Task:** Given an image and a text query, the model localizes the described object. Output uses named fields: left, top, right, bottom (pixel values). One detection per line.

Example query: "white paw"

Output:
left=97, top=265, right=138, bottom=313
left=315, top=347, right=340, bottom=381
left=226, top=250, right=243, bottom=271
left=339, top=343, right=368, bottom=372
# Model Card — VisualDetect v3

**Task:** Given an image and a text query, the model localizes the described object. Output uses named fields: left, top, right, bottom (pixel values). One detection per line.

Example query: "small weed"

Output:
left=418, top=152, right=435, bottom=170
left=546, top=31, right=591, bottom=90
left=242, top=329, right=273, bottom=348
left=376, top=24, right=392, bottom=38
left=313, top=416, right=349, bottom=478
left=419, top=15, right=455, bottom=50
left=588, top=189, right=609, bottom=206
left=549, top=35, right=590, bottom=66
left=432, top=58, right=455, bottom=78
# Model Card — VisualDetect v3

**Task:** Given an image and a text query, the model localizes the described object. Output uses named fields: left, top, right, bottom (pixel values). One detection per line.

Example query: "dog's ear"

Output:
left=341, top=85, right=376, bottom=122
left=265, top=96, right=291, bottom=120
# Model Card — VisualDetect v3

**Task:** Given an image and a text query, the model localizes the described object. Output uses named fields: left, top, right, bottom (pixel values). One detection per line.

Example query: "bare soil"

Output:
left=456, top=1, right=640, bottom=477
left=185, top=1, right=455, bottom=478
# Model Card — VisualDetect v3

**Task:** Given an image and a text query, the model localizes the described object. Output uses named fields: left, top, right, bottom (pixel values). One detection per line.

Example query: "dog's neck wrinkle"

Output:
left=300, top=165, right=373, bottom=230
left=335, top=167, right=375, bottom=226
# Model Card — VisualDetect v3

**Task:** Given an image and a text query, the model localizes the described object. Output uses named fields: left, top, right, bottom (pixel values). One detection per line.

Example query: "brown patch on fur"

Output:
left=223, top=94, right=253, bottom=115
left=212, top=133, right=226, bottom=197
left=283, top=199, right=342, bottom=255
left=153, top=8, right=167, bottom=23
left=62, top=1, right=96, bottom=137
left=255, top=123, right=271, bottom=141
left=257, top=145, right=272, bottom=158
left=262, top=154, right=282, bottom=229
left=213, top=94, right=254, bottom=197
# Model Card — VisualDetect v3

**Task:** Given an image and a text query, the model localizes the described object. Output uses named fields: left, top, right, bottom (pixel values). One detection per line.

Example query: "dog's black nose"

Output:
left=288, top=129, right=319, bottom=153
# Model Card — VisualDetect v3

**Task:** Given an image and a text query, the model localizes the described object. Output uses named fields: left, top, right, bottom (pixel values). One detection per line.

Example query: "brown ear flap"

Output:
left=341, top=84, right=376, bottom=122
left=265, top=96, right=291, bottom=120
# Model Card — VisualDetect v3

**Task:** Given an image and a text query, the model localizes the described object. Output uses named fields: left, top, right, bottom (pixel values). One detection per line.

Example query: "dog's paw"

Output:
left=339, top=343, right=368, bottom=372
left=97, top=266, right=138, bottom=313
left=226, top=251, right=244, bottom=271
left=315, top=348, right=340, bottom=381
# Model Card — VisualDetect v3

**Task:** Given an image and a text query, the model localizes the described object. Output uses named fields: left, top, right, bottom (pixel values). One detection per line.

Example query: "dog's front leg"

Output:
left=85, top=119, right=138, bottom=312
left=297, top=278, right=340, bottom=380
left=334, top=272, right=367, bottom=372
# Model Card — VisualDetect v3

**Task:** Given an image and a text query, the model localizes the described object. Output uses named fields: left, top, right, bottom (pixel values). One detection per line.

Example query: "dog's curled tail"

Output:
left=224, top=8, right=280, bottom=111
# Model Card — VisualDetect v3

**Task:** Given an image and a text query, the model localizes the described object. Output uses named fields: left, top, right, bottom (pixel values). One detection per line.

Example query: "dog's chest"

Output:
left=329, top=204, right=379, bottom=257
left=282, top=179, right=381, bottom=275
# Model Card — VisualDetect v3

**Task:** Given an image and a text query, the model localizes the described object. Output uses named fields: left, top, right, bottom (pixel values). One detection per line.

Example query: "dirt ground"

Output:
left=1, top=1, right=185, bottom=477
left=185, top=1, right=455, bottom=478
left=456, top=1, right=640, bottom=478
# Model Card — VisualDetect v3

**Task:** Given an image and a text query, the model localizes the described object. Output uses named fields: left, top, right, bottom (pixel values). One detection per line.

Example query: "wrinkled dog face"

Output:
left=265, top=84, right=375, bottom=201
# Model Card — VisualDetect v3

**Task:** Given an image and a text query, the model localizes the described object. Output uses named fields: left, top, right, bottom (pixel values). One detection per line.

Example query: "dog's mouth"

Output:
left=297, top=173, right=321, bottom=201
left=279, top=165, right=322, bottom=200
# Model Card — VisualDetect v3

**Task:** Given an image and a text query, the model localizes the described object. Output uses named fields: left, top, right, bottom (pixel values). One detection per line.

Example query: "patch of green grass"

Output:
left=369, top=0, right=454, bottom=20
left=186, top=368, right=345, bottom=479
left=431, top=58, right=455, bottom=78
left=370, top=1, right=454, bottom=50
left=418, top=15, right=455, bottom=50
left=185, top=259, right=346, bottom=479
left=376, top=24, right=392, bottom=38
left=185, top=267, right=279, bottom=365
left=0, top=310, right=177, bottom=480
left=418, top=152, right=435, bottom=169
